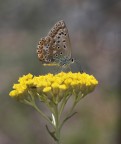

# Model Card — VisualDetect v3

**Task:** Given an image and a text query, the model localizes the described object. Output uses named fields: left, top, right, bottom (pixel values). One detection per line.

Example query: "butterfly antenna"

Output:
left=74, top=58, right=83, bottom=73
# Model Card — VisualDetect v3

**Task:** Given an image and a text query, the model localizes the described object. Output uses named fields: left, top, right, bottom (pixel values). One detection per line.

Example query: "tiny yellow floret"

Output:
left=43, top=87, right=52, bottom=93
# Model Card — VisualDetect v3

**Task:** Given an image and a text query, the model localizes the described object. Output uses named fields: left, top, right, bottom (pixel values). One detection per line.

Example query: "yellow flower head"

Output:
left=9, top=72, right=98, bottom=104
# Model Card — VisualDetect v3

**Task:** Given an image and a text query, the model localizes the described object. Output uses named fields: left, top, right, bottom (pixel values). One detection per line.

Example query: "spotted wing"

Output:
left=37, top=20, right=72, bottom=65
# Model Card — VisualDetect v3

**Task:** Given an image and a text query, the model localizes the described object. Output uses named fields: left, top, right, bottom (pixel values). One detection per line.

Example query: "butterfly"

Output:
left=37, top=20, right=74, bottom=69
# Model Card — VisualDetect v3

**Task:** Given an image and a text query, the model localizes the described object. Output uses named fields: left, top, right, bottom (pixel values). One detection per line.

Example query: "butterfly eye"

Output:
left=71, top=58, right=74, bottom=63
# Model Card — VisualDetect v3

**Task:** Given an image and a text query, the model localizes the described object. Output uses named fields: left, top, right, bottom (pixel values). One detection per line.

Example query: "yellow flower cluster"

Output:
left=9, top=72, right=98, bottom=103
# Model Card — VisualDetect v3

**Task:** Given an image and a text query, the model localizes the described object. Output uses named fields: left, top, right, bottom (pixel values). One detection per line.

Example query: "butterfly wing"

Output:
left=37, top=20, right=72, bottom=66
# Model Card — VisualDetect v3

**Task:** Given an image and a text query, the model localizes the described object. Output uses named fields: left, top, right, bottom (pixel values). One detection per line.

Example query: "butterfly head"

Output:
left=59, top=57, right=74, bottom=68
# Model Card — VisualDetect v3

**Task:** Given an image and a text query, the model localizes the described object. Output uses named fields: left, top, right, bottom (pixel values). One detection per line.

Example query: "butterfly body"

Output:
left=37, top=20, right=74, bottom=68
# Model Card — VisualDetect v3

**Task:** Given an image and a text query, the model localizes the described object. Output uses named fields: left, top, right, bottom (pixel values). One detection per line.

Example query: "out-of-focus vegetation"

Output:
left=0, top=0, right=121, bottom=144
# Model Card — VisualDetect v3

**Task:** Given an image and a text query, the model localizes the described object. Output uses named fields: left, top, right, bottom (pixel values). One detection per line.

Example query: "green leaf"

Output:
left=45, top=125, right=58, bottom=141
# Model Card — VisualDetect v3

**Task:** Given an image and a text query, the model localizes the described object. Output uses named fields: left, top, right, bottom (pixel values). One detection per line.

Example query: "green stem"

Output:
left=37, top=93, right=55, bottom=114
left=33, top=104, right=53, bottom=127
left=69, top=98, right=77, bottom=114
left=59, top=96, right=78, bottom=130
left=59, top=94, right=70, bottom=120
left=26, top=91, right=54, bottom=127
left=53, top=104, right=61, bottom=144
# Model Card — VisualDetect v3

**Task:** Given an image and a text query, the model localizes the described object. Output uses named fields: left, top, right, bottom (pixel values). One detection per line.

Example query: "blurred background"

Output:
left=0, top=0, right=121, bottom=144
